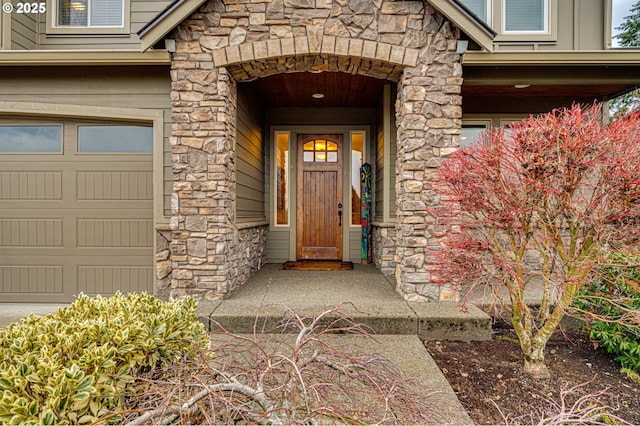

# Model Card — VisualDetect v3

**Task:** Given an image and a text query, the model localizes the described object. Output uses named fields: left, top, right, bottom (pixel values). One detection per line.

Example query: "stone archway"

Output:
left=168, top=0, right=463, bottom=302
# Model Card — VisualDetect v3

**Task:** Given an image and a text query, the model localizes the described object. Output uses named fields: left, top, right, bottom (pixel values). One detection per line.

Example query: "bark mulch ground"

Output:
left=424, top=326, right=640, bottom=425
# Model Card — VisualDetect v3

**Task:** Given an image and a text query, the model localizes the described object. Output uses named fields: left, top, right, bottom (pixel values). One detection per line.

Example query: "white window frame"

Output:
left=272, top=130, right=291, bottom=228
left=46, top=0, right=130, bottom=34
left=494, top=0, right=557, bottom=42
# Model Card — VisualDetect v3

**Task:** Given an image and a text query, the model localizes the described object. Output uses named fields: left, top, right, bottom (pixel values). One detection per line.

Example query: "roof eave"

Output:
left=0, top=50, right=171, bottom=65
left=138, top=0, right=207, bottom=52
left=428, top=0, right=496, bottom=52
left=463, top=50, right=640, bottom=66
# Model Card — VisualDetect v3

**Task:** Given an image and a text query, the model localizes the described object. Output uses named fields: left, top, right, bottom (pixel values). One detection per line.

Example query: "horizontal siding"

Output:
left=349, top=230, right=361, bottom=263
left=236, top=87, right=266, bottom=222
left=11, top=12, right=38, bottom=50
left=37, top=0, right=172, bottom=49
left=266, top=230, right=290, bottom=262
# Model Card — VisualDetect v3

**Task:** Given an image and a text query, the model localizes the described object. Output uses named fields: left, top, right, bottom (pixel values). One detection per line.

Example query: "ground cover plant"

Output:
left=0, top=293, right=207, bottom=425
left=574, top=252, right=640, bottom=375
left=430, top=104, right=640, bottom=378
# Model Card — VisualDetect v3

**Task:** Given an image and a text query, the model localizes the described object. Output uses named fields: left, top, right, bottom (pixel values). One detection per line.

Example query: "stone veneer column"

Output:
left=394, top=18, right=462, bottom=302
left=169, top=48, right=239, bottom=300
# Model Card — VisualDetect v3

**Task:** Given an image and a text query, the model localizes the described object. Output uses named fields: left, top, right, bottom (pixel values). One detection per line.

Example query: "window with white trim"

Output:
left=503, top=0, right=547, bottom=33
left=274, top=132, right=290, bottom=226
left=55, top=0, right=123, bottom=27
left=458, top=0, right=555, bottom=40
left=350, top=131, right=365, bottom=227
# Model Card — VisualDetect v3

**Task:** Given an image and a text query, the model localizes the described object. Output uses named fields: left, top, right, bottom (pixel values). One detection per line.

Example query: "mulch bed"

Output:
left=424, top=327, right=640, bottom=425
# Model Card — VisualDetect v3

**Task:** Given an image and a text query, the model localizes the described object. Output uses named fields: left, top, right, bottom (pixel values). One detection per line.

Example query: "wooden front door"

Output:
left=296, top=134, right=343, bottom=260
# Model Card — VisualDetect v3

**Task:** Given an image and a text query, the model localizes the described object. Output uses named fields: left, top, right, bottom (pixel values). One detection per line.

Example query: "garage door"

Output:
left=0, top=120, right=154, bottom=303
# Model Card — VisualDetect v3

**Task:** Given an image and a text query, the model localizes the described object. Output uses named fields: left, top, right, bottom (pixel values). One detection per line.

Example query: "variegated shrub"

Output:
left=0, top=292, right=208, bottom=425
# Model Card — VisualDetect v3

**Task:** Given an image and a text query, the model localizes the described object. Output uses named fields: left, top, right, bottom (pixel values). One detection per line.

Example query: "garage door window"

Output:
left=78, top=125, right=153, bottom=153
left=0, top=126, right=62, bottom=153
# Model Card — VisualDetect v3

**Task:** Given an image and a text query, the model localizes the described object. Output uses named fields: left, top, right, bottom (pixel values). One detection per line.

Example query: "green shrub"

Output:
left=574, top=254, right=640, bottom=373
left=0, top=292, right=208, bottom=425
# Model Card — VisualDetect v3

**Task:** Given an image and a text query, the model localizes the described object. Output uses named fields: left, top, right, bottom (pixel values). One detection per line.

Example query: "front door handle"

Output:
left=338, top=209, right=342, bottom=226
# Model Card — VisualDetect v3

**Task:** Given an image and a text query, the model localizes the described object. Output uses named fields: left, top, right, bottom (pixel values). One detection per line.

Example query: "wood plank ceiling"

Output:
left=241, top=67, right=637, bottom=111
left=245, top=72, right=388, bottom=108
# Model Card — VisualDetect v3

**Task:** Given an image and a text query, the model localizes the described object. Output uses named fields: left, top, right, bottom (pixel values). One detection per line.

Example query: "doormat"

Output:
left=280, top=261, right=354, bottom=271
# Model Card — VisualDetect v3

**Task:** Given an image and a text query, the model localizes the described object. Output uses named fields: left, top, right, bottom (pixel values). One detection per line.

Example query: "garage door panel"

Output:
left=0, top=265, right=64, bottom=296
left=77, top=170, right=152, bottom=201
left=78, top=265, right=153, bottom=296
left=0, top=218, right=63, bottom=247
left=0, top=171, right=63, bottom=200
left=77, top=219, right=153, bottom=248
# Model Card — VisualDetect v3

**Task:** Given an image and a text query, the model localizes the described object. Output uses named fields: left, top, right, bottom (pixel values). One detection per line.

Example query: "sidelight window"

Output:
left=350, top=132, right=365, bottom=226
left=275, top=132, right=290, bottom=226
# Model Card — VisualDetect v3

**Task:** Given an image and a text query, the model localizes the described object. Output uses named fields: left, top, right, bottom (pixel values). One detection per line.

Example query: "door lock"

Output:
left=338, top=203, right=343, bottom=226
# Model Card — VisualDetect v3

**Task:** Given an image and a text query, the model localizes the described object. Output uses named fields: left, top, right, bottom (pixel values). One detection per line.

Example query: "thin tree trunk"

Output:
left=522, top=341, right=550, bottom=379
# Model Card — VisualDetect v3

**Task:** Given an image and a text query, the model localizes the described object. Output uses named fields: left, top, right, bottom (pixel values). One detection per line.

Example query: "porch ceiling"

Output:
left=462, top=65, right=639, bottom=101
left=240, top=65, right=638, bottom=111
left=462, top=84, right=632, bottom=99
left=243, top=72, right=389, bottom=108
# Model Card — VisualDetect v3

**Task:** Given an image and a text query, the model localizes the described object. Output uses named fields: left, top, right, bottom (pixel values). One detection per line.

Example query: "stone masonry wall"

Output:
left=372, top=224, right=396, bottom=276
left=170, top=0, right=463, bottom=300
left=395, top=19, right=462, bottom=302
left=235, top=224, right=267, bottom=286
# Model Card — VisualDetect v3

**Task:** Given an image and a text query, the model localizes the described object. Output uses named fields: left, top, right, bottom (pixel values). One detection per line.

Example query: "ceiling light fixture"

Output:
left=312, top=93, right=325, bottom=99
left=514, top=84, right=530, bottom=89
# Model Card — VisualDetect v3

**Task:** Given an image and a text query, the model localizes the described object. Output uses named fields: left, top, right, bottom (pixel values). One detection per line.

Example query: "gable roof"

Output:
left=137, top=0, right=495, bottom=53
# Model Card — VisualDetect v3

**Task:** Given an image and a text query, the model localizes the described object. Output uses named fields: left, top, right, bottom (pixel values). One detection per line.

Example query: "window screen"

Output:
left=78, top=126, right=152, bottom=152
left=461, top=125, right=488, bottom=147
left=460, top=0, right=488, bottom=22
left=57, top=0, right=123, bottom=26
left=0, top=126, right=62, bottom=153
left=504, top=0, right=545, bottom=32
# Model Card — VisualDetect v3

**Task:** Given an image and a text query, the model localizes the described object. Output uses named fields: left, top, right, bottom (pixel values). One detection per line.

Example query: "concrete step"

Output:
left=196, top=299, right=492, bottom=341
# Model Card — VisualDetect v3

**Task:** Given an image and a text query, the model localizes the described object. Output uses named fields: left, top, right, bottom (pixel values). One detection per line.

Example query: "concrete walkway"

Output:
left=194, top=263, right=490, bottom=424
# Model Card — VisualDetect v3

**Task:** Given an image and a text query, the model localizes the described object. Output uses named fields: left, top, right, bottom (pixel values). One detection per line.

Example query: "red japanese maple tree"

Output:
left=430, top=104, right=640, bottom=378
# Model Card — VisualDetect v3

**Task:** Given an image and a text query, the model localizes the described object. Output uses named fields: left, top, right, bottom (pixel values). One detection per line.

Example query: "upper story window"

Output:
left=48, top=0, right=129, bottom=34
left=57, top=0, right=122, bottom=27
left=503, top=0, right=547, bottom=33
left=460, top=0, right=492, bottom=25
left=459, top=0, right=556, bottom=41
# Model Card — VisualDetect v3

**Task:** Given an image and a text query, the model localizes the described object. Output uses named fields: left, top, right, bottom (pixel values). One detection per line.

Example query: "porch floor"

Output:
left=197, top=263, right=491, bottom=339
